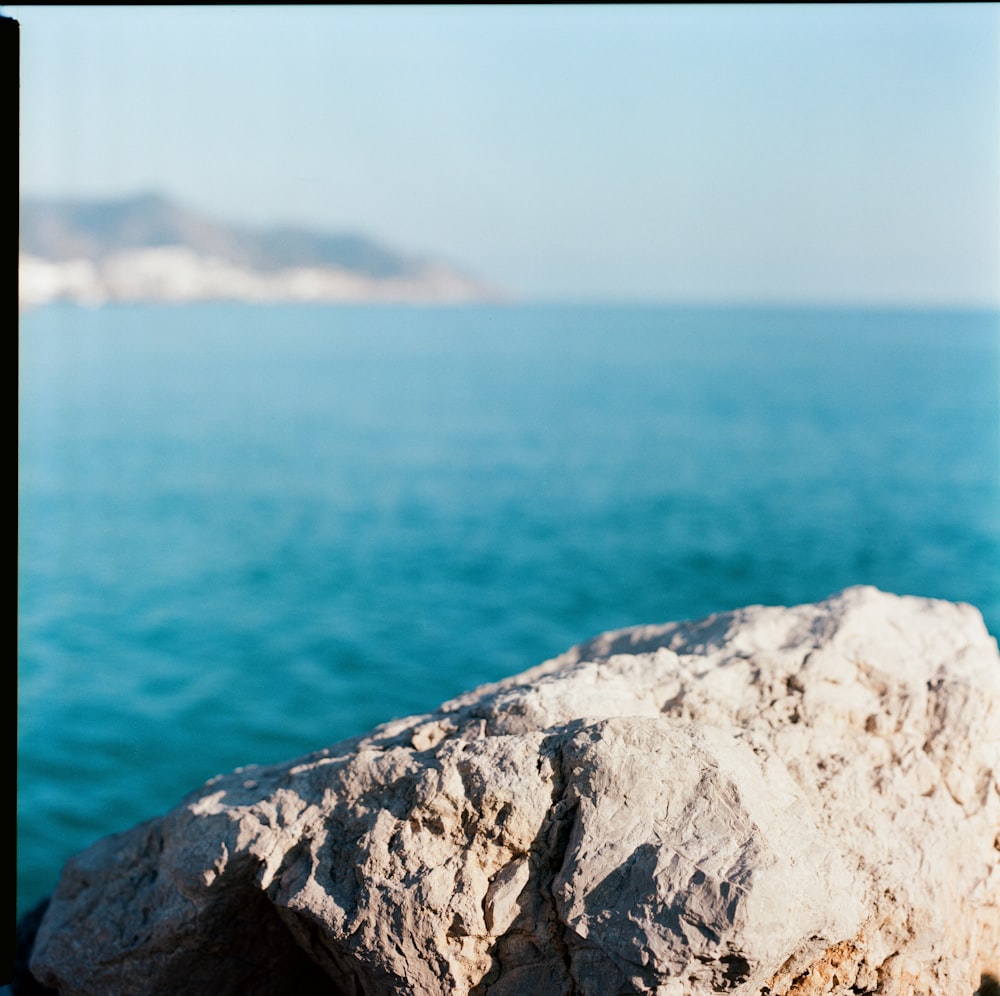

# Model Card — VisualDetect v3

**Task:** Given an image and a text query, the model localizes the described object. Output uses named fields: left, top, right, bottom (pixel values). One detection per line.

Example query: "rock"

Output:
left=12, top=901, right=58, bottom=996
left=27, top=587, right=1000, bottom=995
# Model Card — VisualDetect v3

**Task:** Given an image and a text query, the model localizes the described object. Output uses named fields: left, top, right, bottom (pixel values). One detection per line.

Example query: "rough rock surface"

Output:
left=28, top=587, right=1000, bottom=995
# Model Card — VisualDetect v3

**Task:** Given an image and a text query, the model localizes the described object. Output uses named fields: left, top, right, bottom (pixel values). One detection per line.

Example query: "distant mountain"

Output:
left=19, top=193, right=502, bottom=306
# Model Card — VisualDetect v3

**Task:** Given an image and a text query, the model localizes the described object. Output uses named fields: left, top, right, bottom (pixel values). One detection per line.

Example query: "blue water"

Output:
left=17, top=302, right=999, bottom=918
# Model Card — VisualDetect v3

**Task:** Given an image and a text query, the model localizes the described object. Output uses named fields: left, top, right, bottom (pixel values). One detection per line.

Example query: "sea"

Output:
left=16, top=301, right=1000, bottom=920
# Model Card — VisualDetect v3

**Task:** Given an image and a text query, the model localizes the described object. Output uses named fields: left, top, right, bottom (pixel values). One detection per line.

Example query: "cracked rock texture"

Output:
left=28, top=587, right=1000, bottom=994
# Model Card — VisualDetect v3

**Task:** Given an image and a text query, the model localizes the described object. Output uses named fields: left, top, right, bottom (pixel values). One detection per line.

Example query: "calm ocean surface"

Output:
left=17, top=302, right=999, bottom=917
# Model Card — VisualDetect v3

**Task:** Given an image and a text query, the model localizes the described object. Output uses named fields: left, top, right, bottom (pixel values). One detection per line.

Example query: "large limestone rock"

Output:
left=27, top=587, right=1000, bottom=994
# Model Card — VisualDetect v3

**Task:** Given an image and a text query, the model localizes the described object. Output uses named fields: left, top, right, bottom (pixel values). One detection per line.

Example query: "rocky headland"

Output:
left=19, top=194, right=503, bottom=307
left=17, top=587, right=1000, bottom=994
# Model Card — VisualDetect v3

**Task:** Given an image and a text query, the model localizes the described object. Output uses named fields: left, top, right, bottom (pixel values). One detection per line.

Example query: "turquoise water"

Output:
left=17, top=302, right=999, bottom=917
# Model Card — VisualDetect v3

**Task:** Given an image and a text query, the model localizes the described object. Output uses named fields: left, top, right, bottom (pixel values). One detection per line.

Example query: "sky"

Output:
left=10, top=3, right=1000, bottom=305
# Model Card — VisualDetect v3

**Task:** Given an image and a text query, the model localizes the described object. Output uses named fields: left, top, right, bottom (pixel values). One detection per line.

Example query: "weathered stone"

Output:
left=27, top=587, right=1000, bottom=994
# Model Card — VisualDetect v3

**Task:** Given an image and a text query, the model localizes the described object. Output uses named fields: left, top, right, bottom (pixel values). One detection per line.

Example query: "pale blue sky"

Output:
left=11, top=4, right=1000, bottom=305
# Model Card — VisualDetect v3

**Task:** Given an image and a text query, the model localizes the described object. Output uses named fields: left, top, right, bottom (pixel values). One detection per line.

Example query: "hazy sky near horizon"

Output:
left=12, top=4, right=1000, bottom=305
